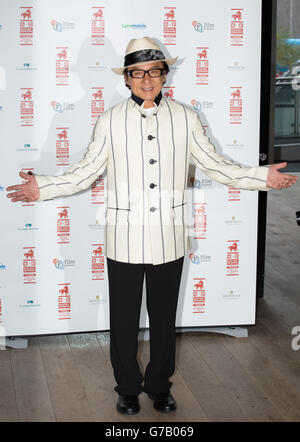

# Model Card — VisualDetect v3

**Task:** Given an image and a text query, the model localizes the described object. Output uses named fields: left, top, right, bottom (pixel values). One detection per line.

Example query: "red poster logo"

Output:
left=230, top=9, right=244, bottom=47
left=91, top=7, right=105, bottom=45
left=56, top=128, right=70, bottom=166
left=196, top=47, right=209, bottom=85
left=227, top=240, right=240, bottom=276
left=163, top=86, right=175, bottom=100
left=229, top=87, right=243, bottom=124
left=194, top=203, right=207, bottom=239
left=57, top=207, right=70, bottom=244
left=20, top=7, right=33, bottom=46
left=193, top=278, right=206, bottom=314
left=20, top=88, right=34, bottom=127
left=91, top=176, right=105, bottom=204
left=91, top=87, right=104, bottom=125
left=91, top=244, right=104, bottom=280
left=228, top=187, right=241, bottom=202
left=163, top=7, right=176, bottom=45
left=58, top=284, right=71, bottom=320
left=56, top=47, right=69, bottom=86
left=23, top=247, right=36, bottom=284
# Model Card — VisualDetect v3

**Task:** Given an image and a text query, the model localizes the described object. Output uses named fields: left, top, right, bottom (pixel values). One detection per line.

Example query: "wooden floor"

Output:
left=1, top=178, right=300, bottom=422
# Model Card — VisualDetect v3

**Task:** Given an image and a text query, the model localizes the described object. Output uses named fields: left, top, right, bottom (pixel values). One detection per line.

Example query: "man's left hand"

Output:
left=267, top=162, right=298, bottom=190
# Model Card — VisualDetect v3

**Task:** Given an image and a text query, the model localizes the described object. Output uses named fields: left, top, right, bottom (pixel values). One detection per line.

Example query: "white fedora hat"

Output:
left=112, top=36, right=178, bottom=75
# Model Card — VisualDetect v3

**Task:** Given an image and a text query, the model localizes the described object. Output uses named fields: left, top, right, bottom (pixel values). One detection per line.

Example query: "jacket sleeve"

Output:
left=190, top=112, right=270, bottom=191
left=35, top=115, right=108, bottom=201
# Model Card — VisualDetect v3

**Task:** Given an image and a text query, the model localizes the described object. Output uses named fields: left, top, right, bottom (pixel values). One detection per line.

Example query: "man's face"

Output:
left=125, top=61, right=167, bottom=107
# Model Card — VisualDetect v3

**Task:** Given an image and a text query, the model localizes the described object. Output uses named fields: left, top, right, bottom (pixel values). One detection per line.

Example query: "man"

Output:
left=6, top=37, right=298, bottom=415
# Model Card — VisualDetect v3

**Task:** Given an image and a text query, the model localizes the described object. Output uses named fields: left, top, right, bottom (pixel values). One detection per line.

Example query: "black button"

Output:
left=147, top=135, right=155, bottom=141
left=141, top=114, right=146, bottom=118
left=149, top=159, right=156, bottom=165
left=149, top=183, right=157, bottom=189
left=150, top=207, right=156, bottom=212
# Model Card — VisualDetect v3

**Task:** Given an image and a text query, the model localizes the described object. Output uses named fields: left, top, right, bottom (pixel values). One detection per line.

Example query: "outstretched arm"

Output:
left=6, top=115, right=108, bottom=203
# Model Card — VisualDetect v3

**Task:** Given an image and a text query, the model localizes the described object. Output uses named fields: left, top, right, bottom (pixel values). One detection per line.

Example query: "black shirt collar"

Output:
left=131, top=91, right=163, bottom=107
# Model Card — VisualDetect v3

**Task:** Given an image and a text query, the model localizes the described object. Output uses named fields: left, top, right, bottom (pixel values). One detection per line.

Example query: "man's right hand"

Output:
left=6, top=171, right=40, bottom=203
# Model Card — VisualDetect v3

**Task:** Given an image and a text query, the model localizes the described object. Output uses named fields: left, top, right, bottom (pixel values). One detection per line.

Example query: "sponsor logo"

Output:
left=89, top=294, right=107, bottom=305
left=57, top=207, right=70, bottom=244
left=0, top=263, right=6, bottom=270
left=189, top=176, right=213, bottom=189
left=92, top=7, right=105, bottom=45
left=19, top=299, right=41, bottom=308
left=192, top=20, right=215, bottom=32
left=58, top=284, right=71, bottom=320
left=196, top=47, right=209, bottom=85
left=16, top=63, right=37, bottom=71
left=16, top=143, right=38, bottom=152
left=227, top=61, right=245, bottom=72
left=17, top=223, right=39, bottom=231
left=53, top=258, right=75, bottom=270
left=189, top=253, right=211, bottom=265
left=20, top=88, right=34, bottom=127
left=91, top=244, right=104, bottom=280
left=0, top=185, right=4, bottom=191
left=50, top=19, right=75, bottom=32
left=223, top=290, right=240, bottom=300
left=191, top=99, right=213, bottom=112
left=56, top=128, right=70, bottom=166
left=224, top=215, right=242, bottom=225
left=51, top=101, right=75, bottom=113
left=230, top=9, right=244, bottom=47
left=88, top=61, right=108, bottom=72
left=122, top=24, right=146, bottom=29
left=225, top=139, right=244, bottom=150
left=23, top=247, right=36, bottom=284
left=20, top=7, right=33, bottom=46
left=163, top=7, right=176, bottom=46
left=226, top=240, right=239, bottom=276
left=193, top=278, right=206, bottom=314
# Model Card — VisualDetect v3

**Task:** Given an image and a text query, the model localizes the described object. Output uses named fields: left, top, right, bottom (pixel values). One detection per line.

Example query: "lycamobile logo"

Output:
left=122, top=24, right=146, bottom=29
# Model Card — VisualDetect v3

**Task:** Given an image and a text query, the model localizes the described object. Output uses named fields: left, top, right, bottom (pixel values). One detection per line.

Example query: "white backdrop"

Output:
left=0, top=0, right=263, bottom=336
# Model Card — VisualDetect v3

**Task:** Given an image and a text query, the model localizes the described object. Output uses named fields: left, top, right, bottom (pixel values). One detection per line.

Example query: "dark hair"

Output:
left=124, top=61, right=169, bottom=90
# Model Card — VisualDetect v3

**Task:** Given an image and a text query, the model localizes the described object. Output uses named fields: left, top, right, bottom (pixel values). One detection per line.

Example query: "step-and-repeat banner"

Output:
left=0, top=0, right=263, bottom=335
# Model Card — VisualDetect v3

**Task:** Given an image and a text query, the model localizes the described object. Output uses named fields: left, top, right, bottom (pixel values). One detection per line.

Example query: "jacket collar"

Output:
left=130, top=91, right=163, bottom=108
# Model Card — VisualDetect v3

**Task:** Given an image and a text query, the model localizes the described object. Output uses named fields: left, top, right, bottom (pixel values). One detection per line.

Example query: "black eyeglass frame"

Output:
left=126, top=68, right=167, bottom=78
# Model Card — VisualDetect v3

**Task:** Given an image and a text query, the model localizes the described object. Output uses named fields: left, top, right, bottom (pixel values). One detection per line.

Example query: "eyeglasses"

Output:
left=127, top=68, right=166, bottom=78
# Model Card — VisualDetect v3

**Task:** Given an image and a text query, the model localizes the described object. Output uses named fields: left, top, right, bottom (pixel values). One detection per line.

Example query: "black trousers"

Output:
left=107, top=256, right=184, bottom=396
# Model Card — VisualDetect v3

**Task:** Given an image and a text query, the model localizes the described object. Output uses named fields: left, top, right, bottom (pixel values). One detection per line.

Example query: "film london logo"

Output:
left=20, top=88, right=34, bottom=127
left=91, top=7, right=105, bottom=45
left=227, top=240, right=240, bottom=276
left=163, top=7, right=176, bottom=46
left=57, top=207, right=70, bottom=244
left=193, top=278, right=206, bottom=314
left=163, top=86, right=175, bottom=100
left=230, top=9, right=244, bottom=47
left=58, top=284, right=71, bottom=320
left=20, top=7, right=33, bottom=46
left=91, top=244, right=104, bottom=280
left=91, top=87, right=104, bottom=126
left=21, top=168, right=35, bottom=206
left=56, top=47, right=69, bottom=86
left=23, top=247, right=36, bottom=284
left=229, top=87, right=242, bottom=125
left=91, top=176, right=105, bottom=204
left=56, top=128, right=70, bottom=166
left=196, top=48, right=209, bottom=86
left=194, top=203, right=207, bottom=240
left=228, top=187, right=241, bottom=202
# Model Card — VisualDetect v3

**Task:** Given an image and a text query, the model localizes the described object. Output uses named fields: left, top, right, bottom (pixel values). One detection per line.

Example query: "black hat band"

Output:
left=124, top=49, right=165, bottom=67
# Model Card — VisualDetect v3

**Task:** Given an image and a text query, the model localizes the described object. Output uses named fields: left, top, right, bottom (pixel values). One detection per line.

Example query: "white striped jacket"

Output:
left=35, top=94, right=269, bottom=265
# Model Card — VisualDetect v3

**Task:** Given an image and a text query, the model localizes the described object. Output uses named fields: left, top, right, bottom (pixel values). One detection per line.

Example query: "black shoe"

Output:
left=117, top=395, right=140, bottom=415
left=148, top=392, right=177, bottom=413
